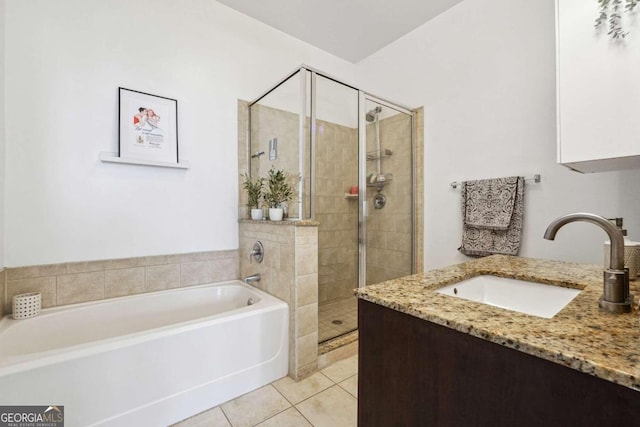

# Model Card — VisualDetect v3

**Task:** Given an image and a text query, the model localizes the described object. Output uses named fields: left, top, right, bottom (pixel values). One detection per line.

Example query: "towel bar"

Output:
left=450, top=174, right=541, bottom=189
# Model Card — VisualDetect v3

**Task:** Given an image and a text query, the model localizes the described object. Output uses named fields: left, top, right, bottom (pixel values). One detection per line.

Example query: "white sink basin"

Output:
left=436, top=275, right=581, bottom=318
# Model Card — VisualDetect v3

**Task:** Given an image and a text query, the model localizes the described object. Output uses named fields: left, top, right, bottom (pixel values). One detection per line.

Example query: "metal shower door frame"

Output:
left=357, top=92, right=416, bottom=288
left=249, top=65, right=416, bottom=290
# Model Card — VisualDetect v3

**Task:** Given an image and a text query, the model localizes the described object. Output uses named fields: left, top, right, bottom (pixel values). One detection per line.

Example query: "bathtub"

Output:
left=0, top=281, right=288, bottom=426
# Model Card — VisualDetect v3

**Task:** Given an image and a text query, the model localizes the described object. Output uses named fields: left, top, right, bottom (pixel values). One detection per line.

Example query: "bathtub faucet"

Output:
left=243, top=274, right=261, bottom=284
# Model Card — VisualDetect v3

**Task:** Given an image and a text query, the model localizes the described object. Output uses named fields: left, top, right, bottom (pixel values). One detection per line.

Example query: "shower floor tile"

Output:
left=318, top=297, right=358, bottom=343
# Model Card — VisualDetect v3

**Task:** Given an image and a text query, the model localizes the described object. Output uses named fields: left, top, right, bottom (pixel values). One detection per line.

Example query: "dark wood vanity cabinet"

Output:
left=358, top=299, right=640, bottom=427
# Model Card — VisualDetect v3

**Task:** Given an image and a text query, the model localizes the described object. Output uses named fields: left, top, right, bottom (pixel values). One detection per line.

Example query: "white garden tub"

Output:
left=0, top=281, right=288, bottom=426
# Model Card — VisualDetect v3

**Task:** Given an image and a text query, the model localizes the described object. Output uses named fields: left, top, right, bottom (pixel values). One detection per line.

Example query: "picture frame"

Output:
left=118, top=87, right=179, bottom=164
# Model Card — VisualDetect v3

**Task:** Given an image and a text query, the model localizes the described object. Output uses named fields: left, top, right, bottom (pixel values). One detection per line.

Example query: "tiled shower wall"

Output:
left=249, top=103, right=303, bottom=219
left=315, top=120, right=358, bottom=304
left=0, top=270, right=4, bottom=317
left=366, top=113, right=415, bottom=285
left=245, top=102, right=358, bottom=304
left=2, top=250, right=238, bottom=313
left=244, top=101, right=424, bottom=292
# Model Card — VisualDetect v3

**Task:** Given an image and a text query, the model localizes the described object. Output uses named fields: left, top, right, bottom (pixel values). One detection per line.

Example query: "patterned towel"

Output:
left=458, top=176, right=524, bottom=257
left=464, top=177, right=519, bottom=230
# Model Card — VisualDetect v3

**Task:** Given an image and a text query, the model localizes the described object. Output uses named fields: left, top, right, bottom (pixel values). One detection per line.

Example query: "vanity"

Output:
left=355, top=255, right=640, bottom=426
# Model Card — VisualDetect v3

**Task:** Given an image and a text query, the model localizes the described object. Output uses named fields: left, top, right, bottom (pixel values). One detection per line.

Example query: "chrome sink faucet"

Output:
left=544, top=212, right=633, bottom=314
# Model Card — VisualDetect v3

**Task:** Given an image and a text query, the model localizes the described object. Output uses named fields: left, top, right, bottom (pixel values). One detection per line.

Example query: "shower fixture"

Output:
left=365, top=106, right=382, bottom=122
left=373, top=193, right=386, bottom=209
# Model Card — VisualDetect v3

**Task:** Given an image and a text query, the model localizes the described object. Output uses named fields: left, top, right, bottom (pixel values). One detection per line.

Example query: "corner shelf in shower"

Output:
left=344, top=193, right=359, bottom=200
left=367, top=173, right=393, bottom=189
left=366, top=149, right=393, bottom=161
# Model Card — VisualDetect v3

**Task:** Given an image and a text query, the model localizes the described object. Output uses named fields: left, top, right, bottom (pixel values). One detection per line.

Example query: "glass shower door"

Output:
left=314, top=75, right=359, bottom=343
left=361, top=97, right=414, bottom=286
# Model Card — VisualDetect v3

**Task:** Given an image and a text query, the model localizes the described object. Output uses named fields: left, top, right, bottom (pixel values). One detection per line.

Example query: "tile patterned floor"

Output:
left=318, top=297, right=358, bottom=343
left=174, top=355, right=359, bottom=427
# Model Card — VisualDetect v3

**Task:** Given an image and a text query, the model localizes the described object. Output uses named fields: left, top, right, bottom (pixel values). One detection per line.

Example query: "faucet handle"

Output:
left=607, top=217, right=624, bottom=227
left=607, top=218, right=627, bottom=236
left=249, top=241, right=264, bottom=264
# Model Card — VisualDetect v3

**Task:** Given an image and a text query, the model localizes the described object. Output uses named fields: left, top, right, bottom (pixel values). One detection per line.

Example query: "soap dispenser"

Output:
left=604, top=218, right=640, bottom=280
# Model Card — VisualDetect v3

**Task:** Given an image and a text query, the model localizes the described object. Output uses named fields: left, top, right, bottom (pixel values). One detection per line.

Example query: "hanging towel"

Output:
left=458, top=176, right=525, bottom=257
left=463, top=177, right=519, bottom=230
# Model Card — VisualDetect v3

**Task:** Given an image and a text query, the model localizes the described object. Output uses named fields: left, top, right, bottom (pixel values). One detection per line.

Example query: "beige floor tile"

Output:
left=255, top=407, right=312, bottom=427
left=296, top=385, right=357, bottom=427
left=339, top=375, right=358, bottom=398
left=172, top=406, right=230, bottom=427
left=220, top=385, right=290, bottom=427
left=272, top=372, right=334, bottom=404
left=320, top=355, right=358, bottom=383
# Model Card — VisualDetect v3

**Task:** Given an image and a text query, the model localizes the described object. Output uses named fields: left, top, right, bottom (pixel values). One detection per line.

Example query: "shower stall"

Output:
left=249, top=65, right=416, bottom=344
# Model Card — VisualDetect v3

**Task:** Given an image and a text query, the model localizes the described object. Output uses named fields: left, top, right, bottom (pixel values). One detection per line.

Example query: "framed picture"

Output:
left=118, top=87, right=179, bottom=164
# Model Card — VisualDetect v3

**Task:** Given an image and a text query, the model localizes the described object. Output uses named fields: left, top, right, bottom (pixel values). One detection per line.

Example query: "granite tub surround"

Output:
left=355, top=255, right=640, bottom=391
left=4, top=250, right=238, bottom=313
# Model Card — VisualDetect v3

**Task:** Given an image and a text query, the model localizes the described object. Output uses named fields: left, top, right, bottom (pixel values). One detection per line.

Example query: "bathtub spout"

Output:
left=243, top=274, right=261, bottom=284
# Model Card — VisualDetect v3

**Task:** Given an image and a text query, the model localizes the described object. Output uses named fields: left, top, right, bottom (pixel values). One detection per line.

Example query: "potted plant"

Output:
left=263, top=167, right=294, bottom=221
left=242, top=173, right=264, bottom=220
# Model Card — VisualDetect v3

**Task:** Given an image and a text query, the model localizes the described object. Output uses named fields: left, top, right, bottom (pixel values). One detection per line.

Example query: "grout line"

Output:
left=291, top=406, right=316, bottom=427
left=250, top=404, right=291, bottom=427
left=270, top=383, right=294, bottom=407
left=221, top=407, right=233, bottom=427
left=282, top=372, right=338, bottom=410
left=292, top=383, right=340, bottom=409
left=55, top=276, right=59, bottom=306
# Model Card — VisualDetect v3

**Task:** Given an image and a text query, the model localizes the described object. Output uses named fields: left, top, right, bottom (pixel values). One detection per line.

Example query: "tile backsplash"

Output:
left=3, top=250, right=238, bottom=313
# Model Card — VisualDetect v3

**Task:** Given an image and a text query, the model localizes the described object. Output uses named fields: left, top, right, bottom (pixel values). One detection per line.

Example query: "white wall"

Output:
left=4, top=0, right=355, bottom=266
left=357, top=0, right=640, bottom=270
left=0, top=0, right=5, bottom=268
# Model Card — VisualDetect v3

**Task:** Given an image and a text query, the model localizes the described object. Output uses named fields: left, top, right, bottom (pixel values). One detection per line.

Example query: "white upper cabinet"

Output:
left=557, top=0, right=640, bottom=173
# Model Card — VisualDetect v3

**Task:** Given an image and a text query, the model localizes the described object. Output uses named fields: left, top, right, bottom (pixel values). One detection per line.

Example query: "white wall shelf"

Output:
left=99, top=152, right=190, bottom=169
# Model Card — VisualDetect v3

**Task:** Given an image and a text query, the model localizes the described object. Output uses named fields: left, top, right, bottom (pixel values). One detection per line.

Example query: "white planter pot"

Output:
left=269, top=208, right=284, bottom=221
left=250, top=208, right=264, bottom=220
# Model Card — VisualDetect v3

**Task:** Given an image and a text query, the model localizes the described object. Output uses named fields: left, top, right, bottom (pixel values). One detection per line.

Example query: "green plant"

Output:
left=242, top=173, right=264, bottom=208
left=263, top=167, right=295, bottom=208
left=595, top=0, right=639, bottom=39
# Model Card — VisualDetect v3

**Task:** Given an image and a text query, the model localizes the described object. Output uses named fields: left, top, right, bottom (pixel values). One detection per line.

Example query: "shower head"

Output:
left=365, top=106, right=382, bottom=122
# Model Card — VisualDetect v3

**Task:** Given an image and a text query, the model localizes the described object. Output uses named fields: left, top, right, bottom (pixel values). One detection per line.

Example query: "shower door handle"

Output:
left=362, top=201, right=369, bottom=217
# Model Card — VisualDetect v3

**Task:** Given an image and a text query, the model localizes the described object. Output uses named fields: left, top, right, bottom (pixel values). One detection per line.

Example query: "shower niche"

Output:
left=248, top=66, right=418, bottom=344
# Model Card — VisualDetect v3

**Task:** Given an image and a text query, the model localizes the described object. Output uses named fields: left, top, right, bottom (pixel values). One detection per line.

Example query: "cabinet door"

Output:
left=557, top=0, right=640, bottom=172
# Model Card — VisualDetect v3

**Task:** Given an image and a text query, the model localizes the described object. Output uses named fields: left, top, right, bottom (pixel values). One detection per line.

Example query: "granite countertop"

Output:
left=355, top=255, right=640, bottom=391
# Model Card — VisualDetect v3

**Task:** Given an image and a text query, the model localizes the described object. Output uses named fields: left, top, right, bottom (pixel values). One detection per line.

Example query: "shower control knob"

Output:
left=249, top=241, right=265, bottom=264
left=373, top=193, right=386, bottom=209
